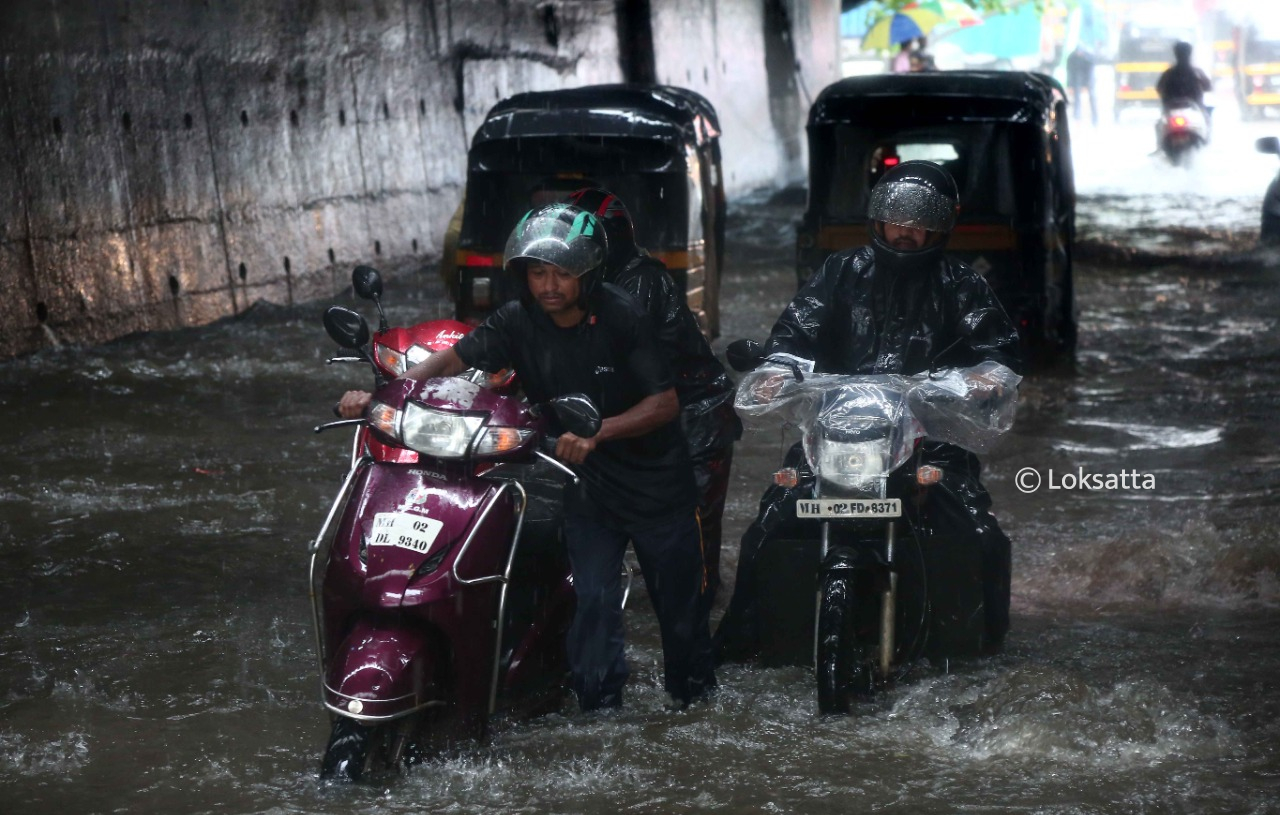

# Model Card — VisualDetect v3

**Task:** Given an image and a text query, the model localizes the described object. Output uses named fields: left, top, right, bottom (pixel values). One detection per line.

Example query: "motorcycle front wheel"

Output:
left=815, top=571, right=877, bottom=714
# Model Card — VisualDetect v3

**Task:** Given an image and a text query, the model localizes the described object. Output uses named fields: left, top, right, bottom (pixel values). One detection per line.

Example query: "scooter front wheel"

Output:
left=816, top=571, right=876, bottom=714
left=319, top=717, right=374, bottom=781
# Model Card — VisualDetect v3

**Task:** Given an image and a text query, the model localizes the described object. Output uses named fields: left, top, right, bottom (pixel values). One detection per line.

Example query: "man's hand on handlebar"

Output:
left=555, top=432, right=597, bottom=465
left=338, top=390, right=372, bottom=419
left=752, top=372, right=789, bottom=403
left=962, top=371, right=1005, bottom=398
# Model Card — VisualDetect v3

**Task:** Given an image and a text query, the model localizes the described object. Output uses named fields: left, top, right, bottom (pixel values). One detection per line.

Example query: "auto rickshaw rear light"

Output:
left=883, top=156, right=900, bottom=167
left=773, top=468, right=799, bottom=488
left=1172, top=116, right=1187, bottom=127
left=916, top=465, right=943, bottom=486
left=463, top=255, right=496, bottom=266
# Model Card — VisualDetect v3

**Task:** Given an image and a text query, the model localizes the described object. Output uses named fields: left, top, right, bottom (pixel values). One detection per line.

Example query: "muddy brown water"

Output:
left=2, top=116, right=1279, bottom=813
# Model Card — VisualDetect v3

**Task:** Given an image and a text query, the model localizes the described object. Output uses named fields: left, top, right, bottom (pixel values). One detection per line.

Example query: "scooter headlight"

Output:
left=813, top=436, right=892, bottom=492
left=367, top=399, right=487, bottom=459
left=375, top=343, right=432, bottom=375
left=400, top=402, right=486, bottom=458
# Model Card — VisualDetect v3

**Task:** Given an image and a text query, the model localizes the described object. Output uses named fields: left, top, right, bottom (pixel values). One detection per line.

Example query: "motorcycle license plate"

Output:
left=796, top=499, right=901, bottom=519
left=370, top=512, right=443, bottom=554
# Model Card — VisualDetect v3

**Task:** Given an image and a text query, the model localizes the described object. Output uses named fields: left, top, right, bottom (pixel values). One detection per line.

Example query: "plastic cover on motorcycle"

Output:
left=904, top=360, right=1021, bottom=453
left=735, top=359, right=1020, bottom=466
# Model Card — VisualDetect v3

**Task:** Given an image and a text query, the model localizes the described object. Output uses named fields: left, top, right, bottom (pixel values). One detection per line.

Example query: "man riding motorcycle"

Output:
left=715, top=160, right=1022, bottom=662
left=1157, top=41, right=1212, bottom=114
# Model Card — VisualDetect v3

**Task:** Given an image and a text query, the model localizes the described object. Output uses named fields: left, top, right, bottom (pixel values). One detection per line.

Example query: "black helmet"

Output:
left=504, top=203, right=609, bottom=307
left=867, top=160, right=959, bottom=274
left=1173, top=41, right=1192, bottom=63
left=563, top=188, right=637, bottom=272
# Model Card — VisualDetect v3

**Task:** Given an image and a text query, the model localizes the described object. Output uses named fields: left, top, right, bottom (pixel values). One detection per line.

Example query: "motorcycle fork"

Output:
left=879, top=522, right=897, bottom=678
left=814, top=520, right=897, bottom=676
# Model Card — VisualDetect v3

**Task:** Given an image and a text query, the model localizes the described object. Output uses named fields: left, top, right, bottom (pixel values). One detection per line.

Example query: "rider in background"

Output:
left=1156, top=41, right=1212, bottom=113
left=564, top=188, right=742, bottom=618
left=715, top=160, right=1021, bottom=663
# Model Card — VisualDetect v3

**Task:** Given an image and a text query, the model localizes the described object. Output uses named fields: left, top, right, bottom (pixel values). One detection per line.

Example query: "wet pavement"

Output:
left=2, top=110, right=1280, bottom=814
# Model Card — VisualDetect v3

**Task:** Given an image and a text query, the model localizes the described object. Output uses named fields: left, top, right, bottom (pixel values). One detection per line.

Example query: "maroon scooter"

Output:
left=311, top=273, right=600, bottom=781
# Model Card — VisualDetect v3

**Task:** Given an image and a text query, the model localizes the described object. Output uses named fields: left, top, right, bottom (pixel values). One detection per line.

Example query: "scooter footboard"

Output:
left=324, top=618, right=445, bottom=722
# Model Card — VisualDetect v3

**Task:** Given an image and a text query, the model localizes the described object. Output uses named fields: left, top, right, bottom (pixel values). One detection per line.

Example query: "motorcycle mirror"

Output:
left=352, top=266, right=389, bottom=333
left=1257, top=137, right=1280, bottom=156
left=323, top=306, right=371, bottom=350
left=351, top=266, right=384, bottom=300
left=726, top=339, right=764, bottom=372
left=550, top=394, right=602, bottom=439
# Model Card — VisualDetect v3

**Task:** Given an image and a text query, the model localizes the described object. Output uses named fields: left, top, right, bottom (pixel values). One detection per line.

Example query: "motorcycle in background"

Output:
left=726, top=340, right=1020, bottom=713
left=1156, top=100, right=1210, bottom=167
left=310, top=267, right=600, bottom=781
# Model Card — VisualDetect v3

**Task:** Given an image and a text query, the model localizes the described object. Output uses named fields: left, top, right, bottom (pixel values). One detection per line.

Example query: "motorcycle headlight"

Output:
left=375, top=343, right=433, bottom=375
left=814, top=436, right=892, bottom=492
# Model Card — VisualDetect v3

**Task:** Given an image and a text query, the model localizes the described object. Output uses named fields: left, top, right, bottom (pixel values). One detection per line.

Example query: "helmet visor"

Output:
left=503, top=205, right=607, bottom=278
left=867, top=180, right=957, bottom=233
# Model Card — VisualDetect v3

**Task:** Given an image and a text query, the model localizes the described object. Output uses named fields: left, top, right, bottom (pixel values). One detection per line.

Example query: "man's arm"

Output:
left=555, top=387, right=679, bottom=464
left=337, top=347, right=467, bottom=419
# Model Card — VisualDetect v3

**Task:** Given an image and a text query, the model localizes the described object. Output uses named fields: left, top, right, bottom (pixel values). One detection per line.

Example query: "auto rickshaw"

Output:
left=1237, top=20, right=1280, bottom=120
left=446, top=84, right=726, bottom=337
left=795, top=71, right=1076, bottom=366
left=1113, top=21, right=1198, bottom=120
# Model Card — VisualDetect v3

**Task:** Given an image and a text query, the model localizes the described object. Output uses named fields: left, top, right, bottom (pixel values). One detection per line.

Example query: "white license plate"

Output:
left=796, top=498, right=901, bottom=519
left=370, top=512, right=443, bottom=554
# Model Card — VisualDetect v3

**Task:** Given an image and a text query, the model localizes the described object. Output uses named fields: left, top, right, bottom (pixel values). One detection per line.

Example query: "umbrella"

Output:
left=861, top=7, right=945, bottom=51
left=907, top=0, right=982, bottom=28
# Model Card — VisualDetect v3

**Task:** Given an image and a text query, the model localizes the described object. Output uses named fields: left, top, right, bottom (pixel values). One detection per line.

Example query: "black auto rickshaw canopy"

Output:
left=454, top=84, right=725, bottom=333
left=799, top=71, right=1076, bottom=364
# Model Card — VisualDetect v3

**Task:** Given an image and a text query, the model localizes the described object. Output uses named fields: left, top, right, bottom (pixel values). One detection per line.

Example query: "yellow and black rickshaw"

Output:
left=1113, top=22, right=1197, bottom=120
left=1237, top=20, right=1280, bottom=120
left=795, top=71, right=1076, bottom=365
left=448, top=84, right=726, bottom=336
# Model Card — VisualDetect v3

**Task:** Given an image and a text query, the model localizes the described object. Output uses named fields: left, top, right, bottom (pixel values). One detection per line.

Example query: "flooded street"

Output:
left=3, top=111, right=1280, bottom=813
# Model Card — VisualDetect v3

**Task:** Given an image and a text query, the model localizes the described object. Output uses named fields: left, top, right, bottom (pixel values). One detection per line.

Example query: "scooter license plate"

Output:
left=370, top=512, right=444, bottom=554
left=796, top=498, right=901, bottom=519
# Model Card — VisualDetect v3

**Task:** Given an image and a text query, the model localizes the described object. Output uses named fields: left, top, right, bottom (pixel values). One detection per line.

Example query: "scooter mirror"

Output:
left=726, top=339, right=764, bottom=372
left=323, top=306, right=371, bottom=350
left=550, top=394, right=602, bottom=439
left=352, top=266, right=384, bottom=301
left=1257, top=137, right=1280, bottom=156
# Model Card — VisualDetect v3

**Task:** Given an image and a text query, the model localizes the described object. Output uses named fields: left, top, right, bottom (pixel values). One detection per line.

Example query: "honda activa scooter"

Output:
left=726, top=340, right=1019, bottom=713
left=310, top=267, right=600, bottom=781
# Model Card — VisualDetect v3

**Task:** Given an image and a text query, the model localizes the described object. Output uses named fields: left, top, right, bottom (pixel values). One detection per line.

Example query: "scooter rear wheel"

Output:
left=816, top=571, right=876, bottom=714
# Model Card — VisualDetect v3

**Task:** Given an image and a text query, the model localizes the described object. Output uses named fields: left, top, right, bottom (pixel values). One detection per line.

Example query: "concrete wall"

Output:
left=0, top=0, right=838, bottom=358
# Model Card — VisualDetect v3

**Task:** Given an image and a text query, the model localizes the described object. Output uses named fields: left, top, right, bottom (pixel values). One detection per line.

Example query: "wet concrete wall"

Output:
left=0, top=0, right=837, bottom=358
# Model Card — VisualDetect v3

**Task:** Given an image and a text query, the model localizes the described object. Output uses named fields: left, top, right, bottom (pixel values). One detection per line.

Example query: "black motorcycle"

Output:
left=727, top=340, right=1019, bottom=713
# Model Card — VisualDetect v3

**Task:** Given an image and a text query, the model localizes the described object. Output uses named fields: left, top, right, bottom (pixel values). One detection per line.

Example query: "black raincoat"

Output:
left=605, top=252, right=741, bottom=603
left=716, top=245, right=1021, bottom=661
left=606, top=254, right=742, bottom=453
left=764, top=245, right=1021, bottom=376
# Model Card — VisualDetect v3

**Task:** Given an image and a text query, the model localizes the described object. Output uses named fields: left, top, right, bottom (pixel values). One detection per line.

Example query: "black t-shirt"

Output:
left=453, top=283, right=696, bottom=527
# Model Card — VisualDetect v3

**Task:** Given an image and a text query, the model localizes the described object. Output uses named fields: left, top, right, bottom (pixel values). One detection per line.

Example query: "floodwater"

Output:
left=3, top=108, right=1280, bottom=814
